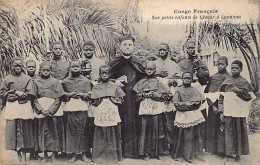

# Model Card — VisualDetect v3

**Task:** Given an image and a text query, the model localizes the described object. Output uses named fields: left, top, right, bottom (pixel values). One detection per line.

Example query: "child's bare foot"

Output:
left=153, top=155, right=163, bottom=160
left=17, top=150, right=22, bottom=163
left=40, top=157, right=48, bottom=164
left=235, top=155, right=241, bottom=163
left=173, top=157, right=183, bottom=162
left=82, top=154, right=91, bottom=163
left=142, top=155, right=150, bottom=161
left=67, top=154, right=77, bottom=164
left=50, top=153, right=56, bottom=163
left=21, top=152, right=26, bottom=163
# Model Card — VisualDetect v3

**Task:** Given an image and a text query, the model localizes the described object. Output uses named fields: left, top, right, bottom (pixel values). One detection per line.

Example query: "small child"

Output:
left=171, top=71, right=206, bottom=163
left=25, top=59, right=37, bottom=79
left=91, top=64, right=125, bottom=164
left=204, top=56, right=231, bottom=154
left=218, top=60, right=254, bottom=163
left=32, top=61, right=65, bottom=163
left=61, top=60, right=92, bottom=163
left=133, top=61, right=172, bottom=160
left=0, top=57, right=36, bottom=163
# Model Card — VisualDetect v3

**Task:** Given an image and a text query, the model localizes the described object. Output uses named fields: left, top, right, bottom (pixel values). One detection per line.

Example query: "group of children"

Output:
left=0, top=44, right=254, bottom=164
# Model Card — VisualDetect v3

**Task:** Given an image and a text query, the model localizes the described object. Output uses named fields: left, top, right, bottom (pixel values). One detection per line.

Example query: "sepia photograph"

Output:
left=0, top=0, right=259, bottom=164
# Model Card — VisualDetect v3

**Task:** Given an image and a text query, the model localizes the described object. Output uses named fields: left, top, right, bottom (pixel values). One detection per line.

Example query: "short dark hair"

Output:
left=83, top=40, right=95, bottom=49
left=25, top=59, right=36, bottom=66
left=99, top=64, right=111, bottom=74
left=159, top=43, right=169, bottom=50
left=39, top=61, right=52, bottom=70
left=217, top=56, right=228, bottom=65
left=182, top=71, right=193, bottom=79
left=232, top=60, right=243, bottom=70
left=50, top=41, right=63, bottom=50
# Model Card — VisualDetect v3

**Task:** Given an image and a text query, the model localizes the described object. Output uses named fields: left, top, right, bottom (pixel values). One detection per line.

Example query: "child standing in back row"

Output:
left=204, top=56, right=231, bottom=155
left=91, top=64, right=125, bottom=164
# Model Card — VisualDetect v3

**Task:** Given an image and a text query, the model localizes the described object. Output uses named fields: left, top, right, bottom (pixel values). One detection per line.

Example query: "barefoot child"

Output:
left=25, top=59, right=41, bottom=160
left=32, top=61, right=65, bottom=163
left=133, top=61, right=172, bottom=160
left=218, top=60, right=254, bottom=163
left=204, top=56, right=231, bottom=155
left=91, top=65, right=125, bottom=164
left=61, top=60, right=92, bottom=163
left=171, top=71, right=206, bottom=163
left=0, top=57, right=36, bottom=163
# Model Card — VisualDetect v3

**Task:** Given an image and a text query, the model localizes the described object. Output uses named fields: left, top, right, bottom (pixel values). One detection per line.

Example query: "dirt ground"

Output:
left=0, top=114, right=259, bottom=165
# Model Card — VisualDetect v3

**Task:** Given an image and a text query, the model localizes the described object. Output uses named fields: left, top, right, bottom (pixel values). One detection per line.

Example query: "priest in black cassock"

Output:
left=108, top=35, right=145, bottom=158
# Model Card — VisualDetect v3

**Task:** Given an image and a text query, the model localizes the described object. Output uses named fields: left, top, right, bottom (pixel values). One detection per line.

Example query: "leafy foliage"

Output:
left=197, top=21, right=260, bottom=92
left=0, top=0, right=140, bottom=79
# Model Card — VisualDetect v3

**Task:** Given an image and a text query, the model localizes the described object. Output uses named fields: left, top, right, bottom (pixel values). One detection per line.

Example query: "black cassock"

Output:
left=108, top=55, right=145, bottom=158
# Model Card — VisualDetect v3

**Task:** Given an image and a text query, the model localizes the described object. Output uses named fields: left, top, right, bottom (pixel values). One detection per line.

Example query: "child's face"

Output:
left=216, top=59, right=227, bottom=72
left=186, top=44, right=195, bottom=56
left=52, top=44, right=63, bottom=58
left=40, top=65, right=51, bottom=77
left=100, top=67, right=110, bottom=81
left=145, top=63, right=156, bottom=77
left=182, top=73, right=192, bottom=85
left=12, top=60, right=23, bottom=75
left=83, top=45, right=94, bottom=59
left=158, top=44, right=168, bottom=59
left=231, top=64, right=241, bottom=76
left=70, top=61, right=81, bottom=73
left=120, top=40, right=134, bottom=56
left=26, top=62, right=36, bottom=75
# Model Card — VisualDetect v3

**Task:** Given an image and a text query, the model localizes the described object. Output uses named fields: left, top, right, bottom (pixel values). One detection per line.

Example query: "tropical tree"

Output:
left=0, top=0, right=140, bottom=79
left=196, top=20, right=260, bottom=93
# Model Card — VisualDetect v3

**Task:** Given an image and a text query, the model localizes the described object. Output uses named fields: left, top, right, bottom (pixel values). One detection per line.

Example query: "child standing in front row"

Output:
left=133, top=61, right=172, bottom=160
left=218, top=60, right=254, bottom=164
left=0, top=57, right=36, bottom=163
left=91, top=65, right=125, bottom=164
left=171, top=71, right=206, bottom=163
left=25, top=59, right=41, bottom=160
left=32, top=61, right=65, bottom=163
left=61, top=60, right=92, bottom=163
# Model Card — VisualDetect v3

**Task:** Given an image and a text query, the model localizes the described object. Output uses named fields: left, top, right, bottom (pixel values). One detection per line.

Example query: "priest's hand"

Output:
left=160, top=70, right=168, bottom=78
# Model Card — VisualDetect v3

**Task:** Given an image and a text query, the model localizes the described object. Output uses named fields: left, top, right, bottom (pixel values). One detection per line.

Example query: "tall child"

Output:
left=133, top=61, right=172, bottom=160
left=171, top=71, right=206, bottom=163
left=61, top=60, right=92, bottom=163
left=32, top=61, right=65, bottom=163
left=91, top=65, right=125, bottom=164
left=0, top=57, right=36, bottom=163
left=218, top=60, right=254, bottom=163
left=50, top=41, right=70, bottom=80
